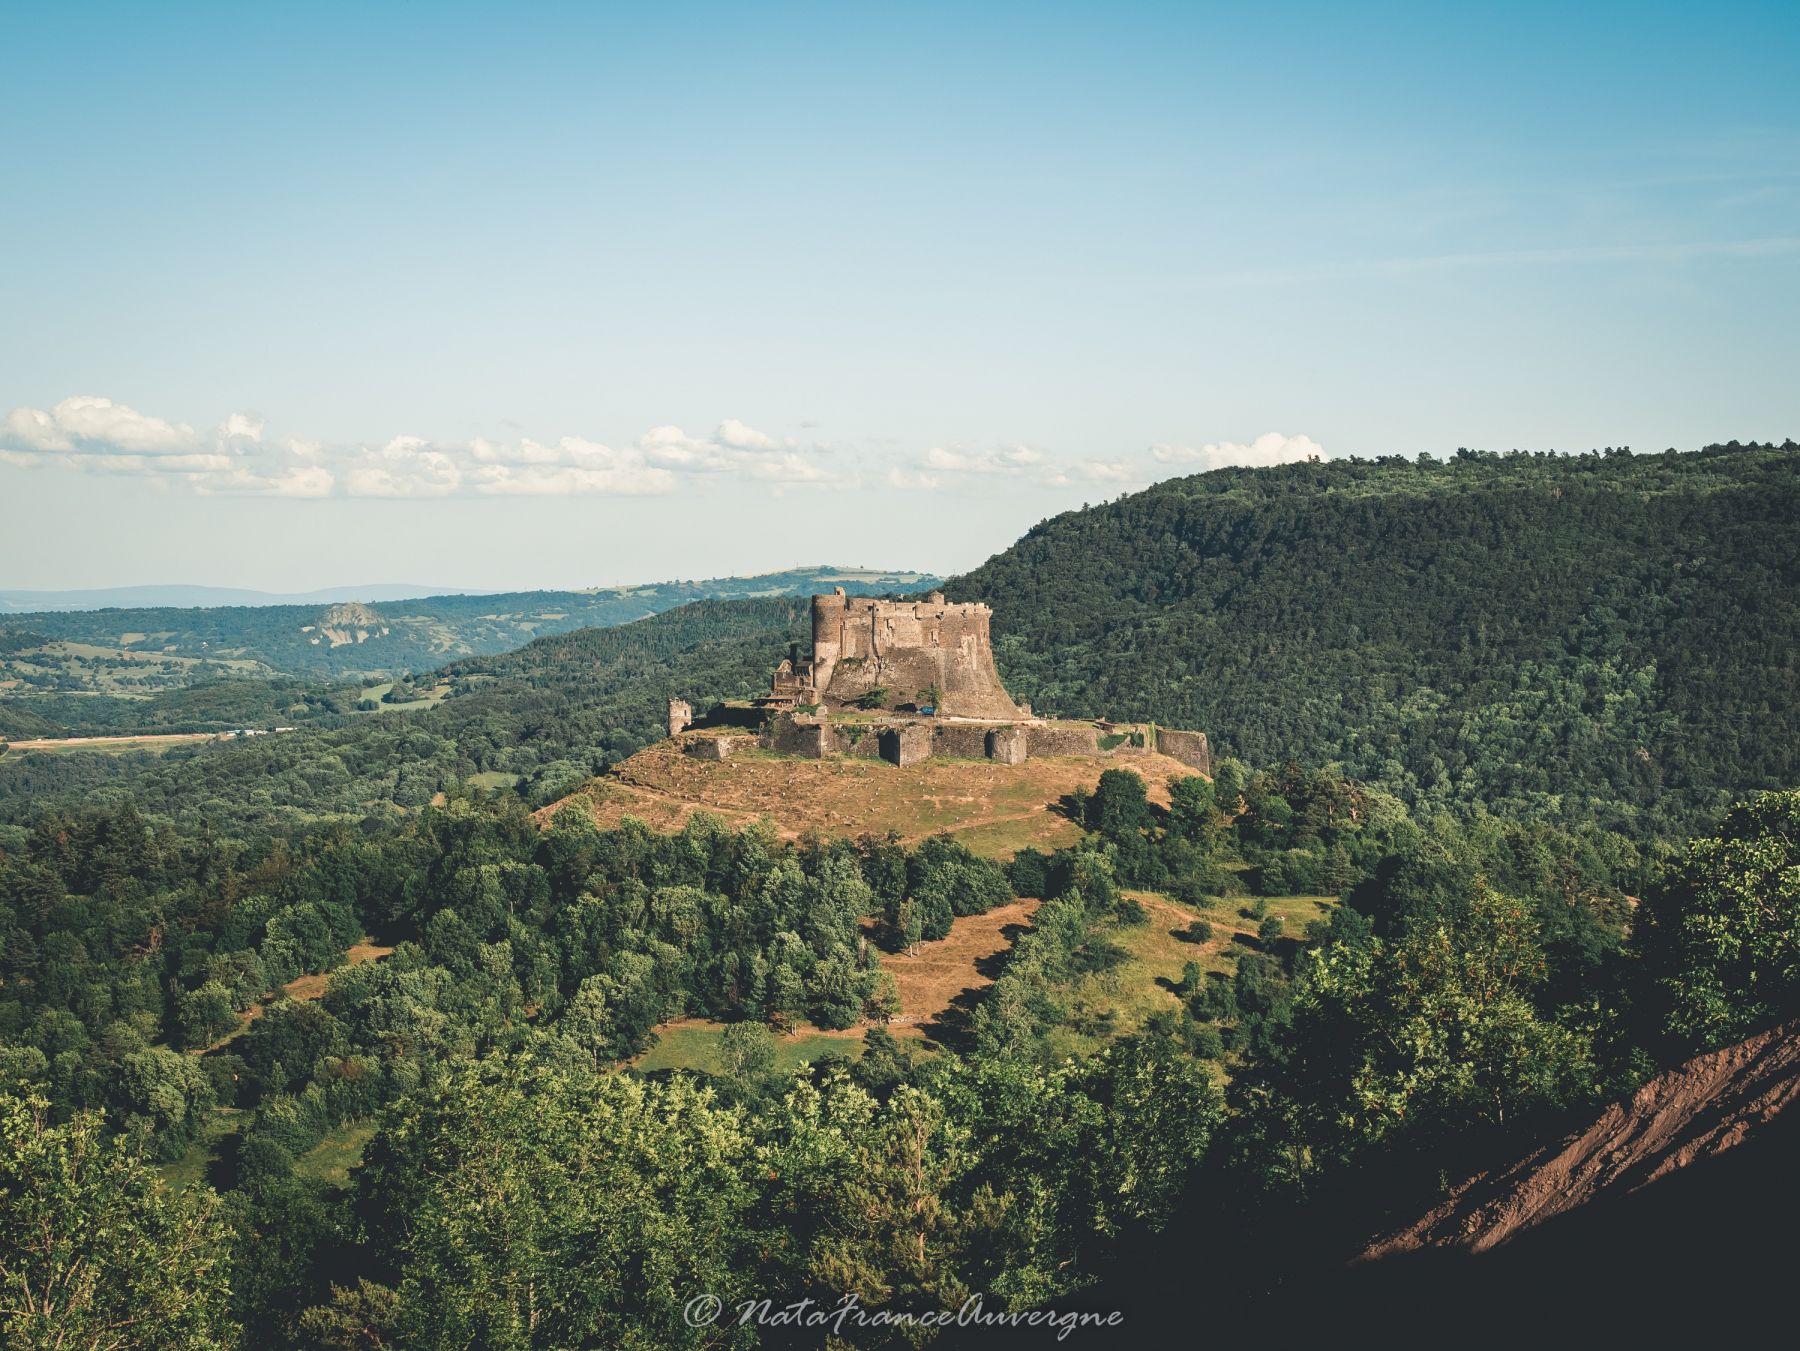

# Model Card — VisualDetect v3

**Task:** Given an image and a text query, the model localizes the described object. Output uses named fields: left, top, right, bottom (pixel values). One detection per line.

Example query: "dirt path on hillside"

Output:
left=193, top=940, right=395, bottom=1055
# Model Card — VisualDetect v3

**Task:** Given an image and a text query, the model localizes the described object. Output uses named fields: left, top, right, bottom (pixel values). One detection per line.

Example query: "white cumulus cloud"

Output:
left=921, top=444, right=1047, bottom=474
left=636, top=425, right=739, bottom=472
left=715, top=418, right=778, bottom=452
left=0, top=396, right=846, bottom=498
left=10, top=395, right=1270, bottom=502
left=197, top=460, right=336, bottom=499
left=3, top=395, right=197, bottom=455
left=463, top=435, right=675, bottom=496
left=893, top=441, right=1137, bottom=492
left=635, top=420, right=843, bottom=486
left=221, top=412, right=265, bottom=444
left=1150, top=431, right=1326, bottom=471
left=0, top=396, right=337, bottom=494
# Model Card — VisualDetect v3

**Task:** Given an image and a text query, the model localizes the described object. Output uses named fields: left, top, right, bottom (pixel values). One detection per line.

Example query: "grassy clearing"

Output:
left=1, top=732, right=218, bottom=755
left=192, top=939, right=395, bottom=1054
left=163, top=1110, right=378, bottom=1194
left=467, top=770, right=522, bottom=790
left=633, top=1021, right=889, bottom=1075
left=353, top=681, right=452, bottom=714
left=635, top=899, right=1038, bottom=1073
left=1153, top=891, right=1339, bottom=976
left=383, top=683, right=451, bottom=712
left=876, top=899, right=1040, bottom=1030
left=944, top=812, right=1085, bottom=860
left=294, top=1121, right=377, bottom=1188
left=1043, top=891, right=1339, bottom=1059
left=160, top=1107, right=247, bottom=1191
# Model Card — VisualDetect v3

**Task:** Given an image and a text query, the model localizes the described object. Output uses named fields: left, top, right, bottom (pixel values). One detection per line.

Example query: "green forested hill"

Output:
left=958, top=442, right=1800, bottom=837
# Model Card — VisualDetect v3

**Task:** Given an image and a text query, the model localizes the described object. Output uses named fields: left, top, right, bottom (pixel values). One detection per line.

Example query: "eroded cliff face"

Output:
left=305, top=602, right=391, bottom=648
left=1050, top=1021, right=1800, bottom=1347
left=1362, top=1020, right=1800, bottom=1259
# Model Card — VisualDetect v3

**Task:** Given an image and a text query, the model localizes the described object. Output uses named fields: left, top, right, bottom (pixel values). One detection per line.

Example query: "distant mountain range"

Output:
left=0, top=583, right=453, bottom=612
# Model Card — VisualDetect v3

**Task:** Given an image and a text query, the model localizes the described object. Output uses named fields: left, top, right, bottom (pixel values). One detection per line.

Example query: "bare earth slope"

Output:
left=1361, top=1021, right=1800, bottom=1259
left=1030, top=1024, right=1800, bottom=1350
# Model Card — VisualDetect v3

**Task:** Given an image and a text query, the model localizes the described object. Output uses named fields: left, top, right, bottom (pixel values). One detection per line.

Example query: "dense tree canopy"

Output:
left=0, top=1089, right=237, bottom=1349
left=1636, top=788, right=1800, bottom=1051
left=957, top=443, right=1800, bottom=840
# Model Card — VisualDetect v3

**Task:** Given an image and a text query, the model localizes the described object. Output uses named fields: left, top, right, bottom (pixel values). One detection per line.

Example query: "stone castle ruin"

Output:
left=762, top=588, right=1024, bottom=720
left=669, top=590, right=1210, bottom=775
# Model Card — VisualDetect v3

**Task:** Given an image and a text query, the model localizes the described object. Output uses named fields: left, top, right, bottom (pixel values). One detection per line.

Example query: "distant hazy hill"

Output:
left=954, top=441, right=1800, bottom=836
left=0, top=566, right=937, bottom=696
left=0, top=582, right=446, bottom=611
left=0, top=598, right=815, bottom=826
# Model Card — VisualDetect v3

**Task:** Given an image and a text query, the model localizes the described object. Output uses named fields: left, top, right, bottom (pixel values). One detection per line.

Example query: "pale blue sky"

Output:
left=3, top=1, right=1797, bottom=592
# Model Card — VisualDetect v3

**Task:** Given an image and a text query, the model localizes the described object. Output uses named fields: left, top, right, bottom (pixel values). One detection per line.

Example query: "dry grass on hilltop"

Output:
left=540, top=740, right=1203, bottom=859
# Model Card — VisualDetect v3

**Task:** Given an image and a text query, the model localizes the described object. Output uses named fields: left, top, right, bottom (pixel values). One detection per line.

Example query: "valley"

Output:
left=0, top=565, right=938, bottom=695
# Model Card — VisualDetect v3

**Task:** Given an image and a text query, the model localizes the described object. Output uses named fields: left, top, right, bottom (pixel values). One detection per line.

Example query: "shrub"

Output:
left=1190, top=1023, right=1226, bottom=1059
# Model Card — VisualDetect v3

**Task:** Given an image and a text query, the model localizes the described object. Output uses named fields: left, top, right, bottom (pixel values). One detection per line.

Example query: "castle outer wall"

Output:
left=666, top=590, right=1209, bottom=777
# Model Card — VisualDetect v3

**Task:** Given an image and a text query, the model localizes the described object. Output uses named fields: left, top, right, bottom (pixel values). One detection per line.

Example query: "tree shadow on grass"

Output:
left=919, top=916, right=1032, bottom=1052
left=921, top=986, right=986, bottom=1052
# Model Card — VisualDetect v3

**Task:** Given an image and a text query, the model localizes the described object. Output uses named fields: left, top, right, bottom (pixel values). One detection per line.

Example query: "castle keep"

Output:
left=668, top=590, right=1211, bottom=775
left=763, top=588, right=1023, bottom=720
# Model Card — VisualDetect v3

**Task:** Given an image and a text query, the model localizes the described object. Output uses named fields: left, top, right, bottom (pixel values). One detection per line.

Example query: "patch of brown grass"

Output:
left=876, top=898, right=1041, bottom=1027
left=5, top=732, right=221, bottom=751
left=630, top=898, right=1043, bottom=1073
left=539, top=741, right=1201, bottom=860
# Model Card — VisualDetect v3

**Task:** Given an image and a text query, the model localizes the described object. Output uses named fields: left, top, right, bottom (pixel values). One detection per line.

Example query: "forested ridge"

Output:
left=959, top=441, right=1800, bottom=839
